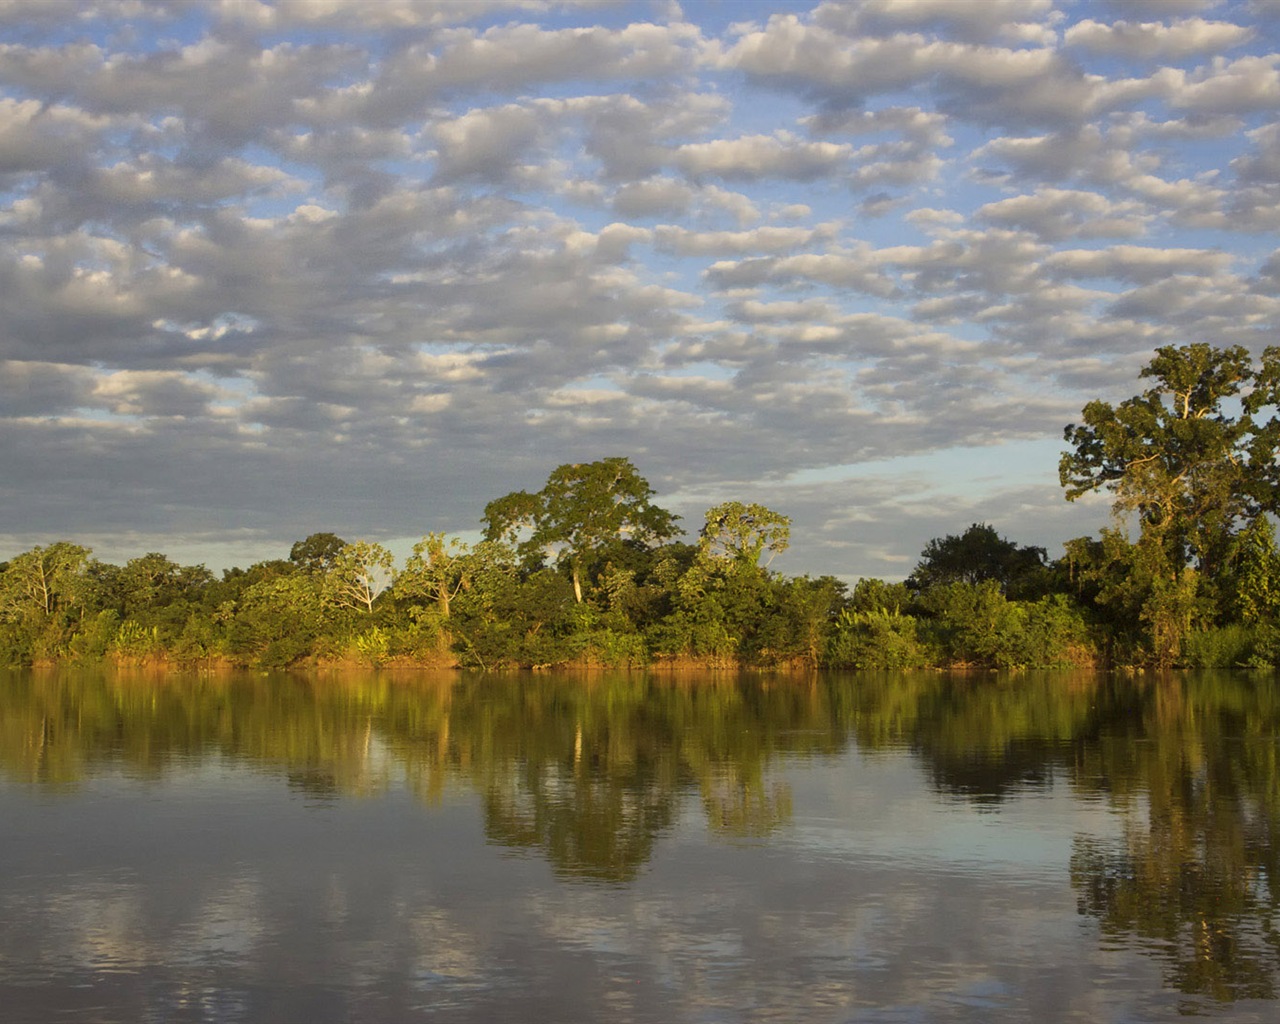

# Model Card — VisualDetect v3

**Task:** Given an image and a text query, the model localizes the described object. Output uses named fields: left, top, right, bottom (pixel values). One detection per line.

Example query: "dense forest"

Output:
left=5, top=342, right=1280, bottom=671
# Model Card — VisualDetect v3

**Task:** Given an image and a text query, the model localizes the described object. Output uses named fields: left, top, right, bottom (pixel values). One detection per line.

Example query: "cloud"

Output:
left=214, top=0, right=564, bottom=31
left=0, top=0, right=1277, bottom=580
left=671, top=132, right=851, bottom=181
left=1065, top=17, right=1255, bottom=60
left=813, top=0, right=1059, bottom=45
left=1098, top=0, right=1224, bottom=16
left=704, top=249, right=898, bottom=297
left=1042, top=244, right=1234, bottom=282
left=431, top=102, right=561, bottom=185
left=976, top=188, right=1150, bottom=240
left=653, top=223, right=838, bottom=256
left=610, top=176, right=695, bottom=218
left=0, top=98, right=109, bottom=176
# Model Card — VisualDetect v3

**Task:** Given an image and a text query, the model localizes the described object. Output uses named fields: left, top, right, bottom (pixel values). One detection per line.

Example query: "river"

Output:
left=1, top=667, right=1278, bottom=1022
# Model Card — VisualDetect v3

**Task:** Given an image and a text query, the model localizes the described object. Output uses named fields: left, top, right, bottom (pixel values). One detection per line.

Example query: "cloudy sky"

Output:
left=2, top=0, right=1279, bottom=580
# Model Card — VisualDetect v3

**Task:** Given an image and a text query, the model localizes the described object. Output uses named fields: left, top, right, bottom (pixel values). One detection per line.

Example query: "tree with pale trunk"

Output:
left=483, top=457, right=680, bottom=603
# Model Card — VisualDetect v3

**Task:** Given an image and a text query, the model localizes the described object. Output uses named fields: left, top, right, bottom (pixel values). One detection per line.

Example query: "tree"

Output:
left=394, top=533, right=515, bottom=624
left=907, top=522, right=1045, bottom=595
left=1061, top=344, right=1262, bottom=578
left=289, top=532, right=347, bottom=574
left=395, top=533, right=469, bottom=620
left=482, top=457, right=680, bottom=603
left=1059, top=343, right=1280, bottom=663
left=0, top=542, right=93, bottom=663
left=323, top=541, right=395, bottom=614
left=231, top=573, right=325, bottom=666
left=1222, top=515, right=1280, bottom=625
left=0, top=542, right=91, bottom=620
left=112, top=553, right=212, bottom=616
left=698, top=501, right=791, bottom=569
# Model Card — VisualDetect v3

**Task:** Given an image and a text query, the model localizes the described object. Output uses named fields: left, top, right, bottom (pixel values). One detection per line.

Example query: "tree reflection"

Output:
left=835, top=671, right=1112, bottom=804
left=0, top=668, right=830, bottom=880
left=1069, top=673, right=1280, bottom=1003
left=830, top=668, right=1280, bottom=1003
left=6, top=664, right=1280, bottom=1000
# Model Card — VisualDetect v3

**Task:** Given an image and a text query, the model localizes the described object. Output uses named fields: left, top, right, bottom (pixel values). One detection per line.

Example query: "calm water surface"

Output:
left=2, top=668, right=1279, bottom=1023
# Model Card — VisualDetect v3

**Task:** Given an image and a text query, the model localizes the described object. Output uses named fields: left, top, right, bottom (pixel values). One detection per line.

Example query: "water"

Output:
left=1, top=668, right=1279, bottom=1022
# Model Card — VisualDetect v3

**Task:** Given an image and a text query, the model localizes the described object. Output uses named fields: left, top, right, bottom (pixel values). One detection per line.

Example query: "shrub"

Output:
left=825, top=609, right=929, bottom=670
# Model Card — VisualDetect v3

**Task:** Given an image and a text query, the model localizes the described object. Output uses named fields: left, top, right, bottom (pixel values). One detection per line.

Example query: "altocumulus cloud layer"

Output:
left=1, top=0, right=1278, bottom=578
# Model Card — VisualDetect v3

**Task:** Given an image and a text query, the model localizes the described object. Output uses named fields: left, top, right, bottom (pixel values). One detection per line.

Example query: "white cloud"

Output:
left=672, top=133, right=851, bottom=181
left=0, top=0, right=1277, bottom=580
left=653, top=223, right=837, bottom=256
left=1166, top=54, right=1280, bottom=114
left=1065, top=18, right=1255, bottom=60
left=1043, top=244, right=1234, bottom=282
left=976, top=188, right=1150, bottom=240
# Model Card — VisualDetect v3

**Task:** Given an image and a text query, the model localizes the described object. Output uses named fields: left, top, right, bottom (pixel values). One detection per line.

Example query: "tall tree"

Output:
left=323, top=541, right=395, bottom=615
left=1061, top=344, right=1260, bottom=573
left=0, top=542, right=91, bottom=620
left=698, top=501, right=791, bottom=570
left=394, top=534, right=513, bottom=622
left=483, top=458, right=680, bottom=603
left=289, top=532, right=347, bottom=574
left=908, top=522, right=1045, bottom=595
left=1059, top=343, right=1278, bottom=663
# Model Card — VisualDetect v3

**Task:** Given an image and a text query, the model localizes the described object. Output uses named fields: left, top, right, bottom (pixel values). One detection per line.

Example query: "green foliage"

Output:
left=825, top=609, right=928, bottom=670
left=698, top=501, right=791, bottom=569
left=453, top=568, right=578, bottom=668
left=908, top=523, right=1046, bottom=596
left=848, top=578, right=913, bottom=614
left=567, top=604, right=648, bottom=666
left=0, top=542, right=91, bottom=617
left=67, top=610, right=121, bottom=661
left=1019, top=595, right=1095, bottom=668
left=352, top=626, right=392, bottom=666
left=0, top=621, right=34, bottom=666
left=483, top=457, right=679, bottom=603
left=289, top=532, right=347, bottom=574
left=913, top=583, right=1092, bottom=668
left=1060, top=343, right=1280, bottom=661
left=1222, top=516, right=1280, bottom=625
left=230, top=573, right=326, bottom=667
left=20, top=400, right=1280, bottom=671
left=917, top=581, right=1024, bottom=667
left=323, top=541, right=395, bottom=614
left=111, top=620, right=162, bottom=659
left=1181, top=624, right=1267, bottom=669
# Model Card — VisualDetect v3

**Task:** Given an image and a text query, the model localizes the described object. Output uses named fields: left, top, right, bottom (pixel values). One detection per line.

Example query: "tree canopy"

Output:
left=483, top=457, right=680, bottom=603
left=1060, top=343, right=1273, bottom=576
left=907, top=523, right=1045, bottom=596
left=1060, top=343, right=1280, bottom=664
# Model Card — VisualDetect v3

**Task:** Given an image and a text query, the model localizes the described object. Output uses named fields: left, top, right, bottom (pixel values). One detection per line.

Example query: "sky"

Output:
left=2, top=0, right=1279, bottom=582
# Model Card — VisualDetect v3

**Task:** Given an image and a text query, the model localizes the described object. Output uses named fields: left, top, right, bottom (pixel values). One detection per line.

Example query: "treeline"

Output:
left=0, top=490, right=1089, bottom=671
left=5, top=343, right=1280, bottom=671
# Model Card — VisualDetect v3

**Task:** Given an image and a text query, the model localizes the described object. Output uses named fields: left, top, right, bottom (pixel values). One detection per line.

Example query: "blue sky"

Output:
left=2, top=0, right=1278, bottom=579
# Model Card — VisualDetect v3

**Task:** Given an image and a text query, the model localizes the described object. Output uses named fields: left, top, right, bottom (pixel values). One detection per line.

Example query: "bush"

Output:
left=352, top=626, right=391, bottom=666
left=825, top=609, right=929, bottom=670
left=1018, top=595, right=1095, bottom=668
left=68, top=609, right=122, bottom=661
left=913, top=583, right=1094, bottom=668
left=1182, top=624, right=1267, bottom=668
left=111, top=620, right=162, bottom=659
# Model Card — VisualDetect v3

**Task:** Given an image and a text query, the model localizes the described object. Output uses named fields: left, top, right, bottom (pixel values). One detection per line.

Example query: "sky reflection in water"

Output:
left=1, top=668, right=1278, bottom=1023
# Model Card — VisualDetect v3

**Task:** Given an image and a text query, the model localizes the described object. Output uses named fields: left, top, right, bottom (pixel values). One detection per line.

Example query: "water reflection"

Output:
left=0, top=669, right=837, bottom=881
left=1070, top=674, right=1280, bottom=1005
left=2, top=667, right=1280, bottom=1017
